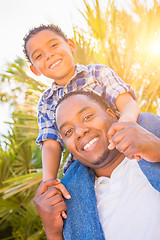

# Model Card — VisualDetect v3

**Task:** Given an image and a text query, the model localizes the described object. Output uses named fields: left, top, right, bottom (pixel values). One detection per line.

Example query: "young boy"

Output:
left=23, top=24, right=140, bottom=181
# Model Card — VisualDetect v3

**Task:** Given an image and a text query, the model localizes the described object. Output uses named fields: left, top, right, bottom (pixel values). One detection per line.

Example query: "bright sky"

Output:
left=0, top=0, right=86, bottom=69
left=0, top=0, right=86, bottom=136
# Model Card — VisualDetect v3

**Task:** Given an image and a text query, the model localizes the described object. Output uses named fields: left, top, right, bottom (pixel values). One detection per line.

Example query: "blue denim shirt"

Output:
left=61, top=113, right=160, bottom=240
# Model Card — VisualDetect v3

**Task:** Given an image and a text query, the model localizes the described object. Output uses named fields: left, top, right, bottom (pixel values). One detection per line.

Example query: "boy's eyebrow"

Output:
left=31, top=49, right=39, bottom=58
left=47, top=38, right=59, bottom=43
left=58, top=106, right=91, bottom=132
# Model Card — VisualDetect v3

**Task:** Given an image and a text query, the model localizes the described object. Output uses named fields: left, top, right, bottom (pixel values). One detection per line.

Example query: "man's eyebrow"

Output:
left=58, top=106, right=91, bottom=132
left=77, top=106, right=91, bottom=115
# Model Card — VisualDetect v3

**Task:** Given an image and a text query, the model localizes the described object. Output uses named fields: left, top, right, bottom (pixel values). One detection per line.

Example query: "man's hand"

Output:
left=107, top=121, right=160, bottom=162
left=34, top=179, right=70, bottom=240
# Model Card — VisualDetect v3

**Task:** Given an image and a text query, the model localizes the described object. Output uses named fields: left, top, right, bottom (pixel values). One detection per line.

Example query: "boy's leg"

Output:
left=137, top=112, right=160, bottom=192
left=137, top=112, right=160, bottom=138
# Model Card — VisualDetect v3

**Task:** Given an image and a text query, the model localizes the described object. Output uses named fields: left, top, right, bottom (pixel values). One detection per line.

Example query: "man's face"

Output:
left=56, top=94, right=118, bottom=169
left=26, top=29, right=76, bottom=85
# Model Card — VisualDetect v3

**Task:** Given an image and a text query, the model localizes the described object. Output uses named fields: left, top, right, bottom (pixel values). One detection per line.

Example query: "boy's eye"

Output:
left=83, top=114, right=94, bottom=121
left=36, top=54, right=42, bottom=60
left=65, top=128, right=72, bottom=137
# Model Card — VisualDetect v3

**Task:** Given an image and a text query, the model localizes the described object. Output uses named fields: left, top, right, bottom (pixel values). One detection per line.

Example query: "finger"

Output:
left=36, top=190, right=67, bottom=214
left=134, top=155, right=142, bottom=161
left=50, top=198, right=67, bottom=219
left=122, top=145, right=142, bottom=161
left=52, top=183, right=71, bottom=199
left=62, top=211, right=67, bottom=219
left=35, top=179, right=61, bottom=198
left=108, top=128, right=127, bottom=150
left=108, top=142, right=116, bottom=150
left=108, top=122, right=126, bottom=141
left=50, top=200, right=67, bottom=217
left=35, top=187, right=62, bottom=210
left=41, top=186, right=62, bottom=199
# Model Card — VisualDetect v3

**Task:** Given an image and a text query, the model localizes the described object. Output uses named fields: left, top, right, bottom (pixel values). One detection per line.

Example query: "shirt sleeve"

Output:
left=97, top=65, right=137, bottom=110
left=36, top=95, right=64, bottom=149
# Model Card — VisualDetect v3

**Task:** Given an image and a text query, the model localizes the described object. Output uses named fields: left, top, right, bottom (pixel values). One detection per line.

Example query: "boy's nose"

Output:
left=46, top=52, right=54, bottom=61
left=76, top=125, right=89, bottom=140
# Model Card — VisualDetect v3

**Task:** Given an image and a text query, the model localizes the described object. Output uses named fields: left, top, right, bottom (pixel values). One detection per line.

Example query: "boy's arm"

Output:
left=42, top=139, right=61, bottom=181
left=115, top=92, right=140, bottom=122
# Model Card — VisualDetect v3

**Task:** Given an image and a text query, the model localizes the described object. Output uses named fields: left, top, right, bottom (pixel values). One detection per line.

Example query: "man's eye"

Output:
left=51, top=44, right=57, bottom=48
left=65, top=129, right=72, bottom=136
left=83, top=114, right=93, bottom=121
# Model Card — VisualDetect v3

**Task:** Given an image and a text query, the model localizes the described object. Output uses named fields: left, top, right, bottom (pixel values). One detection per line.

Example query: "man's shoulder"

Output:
left=138, top=159, right=160, bottom=192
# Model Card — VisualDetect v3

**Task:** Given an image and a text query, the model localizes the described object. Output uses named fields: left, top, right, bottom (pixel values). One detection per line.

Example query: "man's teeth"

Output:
left=49, top=60, right=61, bottom=69
left=83, top=137, right=98, bottom=150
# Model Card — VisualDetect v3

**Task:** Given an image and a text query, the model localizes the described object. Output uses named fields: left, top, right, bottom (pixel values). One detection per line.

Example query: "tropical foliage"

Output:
left=0, top=0, right=160, bottom=238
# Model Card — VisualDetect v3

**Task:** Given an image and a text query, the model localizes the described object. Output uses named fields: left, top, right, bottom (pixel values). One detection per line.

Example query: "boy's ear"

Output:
left=68, top=39, right=76, bottom=53
left=30, top=65, right=41, bottom=76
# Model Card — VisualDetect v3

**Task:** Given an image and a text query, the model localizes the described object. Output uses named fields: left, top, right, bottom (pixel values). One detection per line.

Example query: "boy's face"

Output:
left=26, top=29, right=76, bottom=85
left=56, top=94, right=118, bottom=170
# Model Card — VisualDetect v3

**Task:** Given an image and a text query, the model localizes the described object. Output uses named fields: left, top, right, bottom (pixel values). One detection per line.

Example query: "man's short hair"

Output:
left=55, top=90, right=114, bottom=114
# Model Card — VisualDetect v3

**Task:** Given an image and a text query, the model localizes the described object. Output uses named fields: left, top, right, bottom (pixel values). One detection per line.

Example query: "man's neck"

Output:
left=95, top=153, right=125, bottom=178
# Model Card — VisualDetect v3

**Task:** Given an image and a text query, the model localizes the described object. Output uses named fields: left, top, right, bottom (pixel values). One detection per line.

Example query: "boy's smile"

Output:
left=56, top=94, right=120, bottom=173
left=26, top=29, right=76, bottom=85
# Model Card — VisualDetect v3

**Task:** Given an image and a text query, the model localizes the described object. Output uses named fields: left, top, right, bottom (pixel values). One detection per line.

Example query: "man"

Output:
left=34, top=91, right=160, bottom=240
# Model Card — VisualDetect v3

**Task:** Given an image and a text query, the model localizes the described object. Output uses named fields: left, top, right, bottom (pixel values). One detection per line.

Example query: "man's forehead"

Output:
left=58, top=94, right=99, bottom=112
left=56, top=94, right=106, bottom=127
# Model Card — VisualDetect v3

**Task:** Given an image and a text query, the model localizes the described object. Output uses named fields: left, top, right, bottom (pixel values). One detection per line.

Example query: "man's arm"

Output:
left=108, top=121, right=160, bottom=162
left=42, top=140, right=61, bottom=180
left=34, top=179, right=69, bottom=240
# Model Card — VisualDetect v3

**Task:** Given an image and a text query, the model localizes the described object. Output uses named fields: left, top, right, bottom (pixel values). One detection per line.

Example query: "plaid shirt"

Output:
left=36, top=64, right=136, bottom=149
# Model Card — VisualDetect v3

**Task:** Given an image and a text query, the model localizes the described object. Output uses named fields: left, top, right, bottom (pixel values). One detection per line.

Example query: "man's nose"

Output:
left=76, top=125, right=89, bottom=140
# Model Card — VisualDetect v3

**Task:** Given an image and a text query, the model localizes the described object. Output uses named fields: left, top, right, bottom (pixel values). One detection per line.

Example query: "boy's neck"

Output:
left=54, top=65, right=76, bottom=86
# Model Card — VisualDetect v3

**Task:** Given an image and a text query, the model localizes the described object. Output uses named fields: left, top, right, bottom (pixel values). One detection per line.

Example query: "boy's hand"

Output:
left=108, top=122, right=152, bottom=161
left=34, top=179, right=70, bottom=240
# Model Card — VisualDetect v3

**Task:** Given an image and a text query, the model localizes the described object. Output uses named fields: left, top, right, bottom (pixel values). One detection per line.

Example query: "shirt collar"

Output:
left=94, top=157, right=130, bottom=188
left=46, top=64, right=88, bottom=99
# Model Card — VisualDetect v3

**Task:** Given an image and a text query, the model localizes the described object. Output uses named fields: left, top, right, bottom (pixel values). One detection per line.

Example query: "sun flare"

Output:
left=149, top=41, right=160, bottom=55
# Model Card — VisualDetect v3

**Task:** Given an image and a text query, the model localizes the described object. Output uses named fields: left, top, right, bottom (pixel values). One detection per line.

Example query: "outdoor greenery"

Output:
left=0, top=0, right=160, bottom=239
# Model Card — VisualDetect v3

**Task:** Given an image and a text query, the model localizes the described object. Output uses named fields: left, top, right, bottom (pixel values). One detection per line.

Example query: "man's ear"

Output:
left=67, top=39, right=76, bottom=53
left=106, top=108, right=117, bottom=120
left=30, top=65, right=41, bottom=76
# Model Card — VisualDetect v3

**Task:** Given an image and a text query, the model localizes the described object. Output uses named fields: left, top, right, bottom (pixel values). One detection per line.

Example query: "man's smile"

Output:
left=82, top=137, right=99, bottom=151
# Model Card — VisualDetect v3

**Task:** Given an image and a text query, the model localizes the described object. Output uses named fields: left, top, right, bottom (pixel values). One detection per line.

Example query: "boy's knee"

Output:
left=137, top=112, right=160, bottom=137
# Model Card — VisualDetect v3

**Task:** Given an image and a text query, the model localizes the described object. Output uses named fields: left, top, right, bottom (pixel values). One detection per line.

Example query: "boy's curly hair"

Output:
left=23, top=24, right=68, bottom=63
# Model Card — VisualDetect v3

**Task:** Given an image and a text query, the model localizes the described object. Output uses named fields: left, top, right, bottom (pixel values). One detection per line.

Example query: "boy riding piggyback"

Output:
left=23, top=24, right=140, bottom=188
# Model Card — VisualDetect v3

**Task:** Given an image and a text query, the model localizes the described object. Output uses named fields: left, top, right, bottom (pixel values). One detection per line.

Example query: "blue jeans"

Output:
left=137, top=112, right=160, bottom=191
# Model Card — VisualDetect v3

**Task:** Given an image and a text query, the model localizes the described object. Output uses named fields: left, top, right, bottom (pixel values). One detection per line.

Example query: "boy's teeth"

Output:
left=83, top=137, right=98, bottom=150
left=50, top=60, right=61, bottom=69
